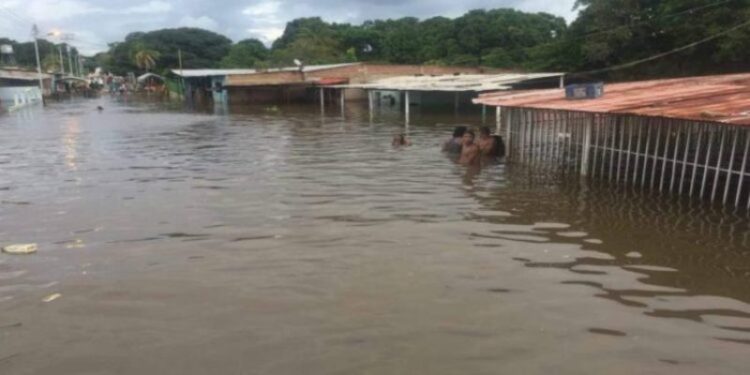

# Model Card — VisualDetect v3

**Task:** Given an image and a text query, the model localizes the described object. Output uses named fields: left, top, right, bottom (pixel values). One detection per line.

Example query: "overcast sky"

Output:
left=0, top=0, right=579, bottom=54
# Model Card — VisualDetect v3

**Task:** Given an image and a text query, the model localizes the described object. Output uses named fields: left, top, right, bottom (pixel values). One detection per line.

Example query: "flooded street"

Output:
left=2, top=98, right=750, bottom=374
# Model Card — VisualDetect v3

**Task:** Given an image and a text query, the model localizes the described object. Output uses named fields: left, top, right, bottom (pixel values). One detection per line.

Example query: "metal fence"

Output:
left=499, top=107, right=750, bottom=211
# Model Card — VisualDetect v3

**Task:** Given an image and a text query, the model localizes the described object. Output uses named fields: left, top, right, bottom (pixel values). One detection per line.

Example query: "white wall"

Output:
left=0, top=86, right=42, bottom=112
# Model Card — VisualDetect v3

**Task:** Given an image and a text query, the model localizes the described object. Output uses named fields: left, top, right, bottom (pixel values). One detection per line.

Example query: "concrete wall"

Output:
left=0, top=86, right=43, bottom=112
left=227, top=71, right=304, bottom=87
left=227, top=85, right=311, bottom=105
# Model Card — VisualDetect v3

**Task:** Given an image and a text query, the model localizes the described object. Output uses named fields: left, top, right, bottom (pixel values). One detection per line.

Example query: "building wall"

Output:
left=227, top=71, right=304, bottom=87
left=228, top=85, right=311, bottom=105
left=0, top=86, right=43, bottom=112
left=223, top=63, right=508, bottom=104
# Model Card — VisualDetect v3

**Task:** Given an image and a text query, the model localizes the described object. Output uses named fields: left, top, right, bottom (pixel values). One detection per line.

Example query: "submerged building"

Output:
left=170, top=63, right=503, bottom=106
left=0, top=68, right=53, bottom=112
left=473, top=73, right=750, bottom=211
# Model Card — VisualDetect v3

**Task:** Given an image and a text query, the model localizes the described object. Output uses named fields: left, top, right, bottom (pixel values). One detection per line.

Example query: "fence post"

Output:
left=495, top=106, right=501, bottom=134
left=580, top=115, right=593, bottom=176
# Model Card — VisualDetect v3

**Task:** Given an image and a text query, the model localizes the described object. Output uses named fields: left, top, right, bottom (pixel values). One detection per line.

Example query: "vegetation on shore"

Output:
left=2, top=1, right=750, bottom=80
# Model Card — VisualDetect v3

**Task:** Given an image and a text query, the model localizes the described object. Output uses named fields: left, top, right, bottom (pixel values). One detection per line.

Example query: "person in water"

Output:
left=392, top=133, right=411, bottom=147
left=442, top=126, right=467, bottom=153
left=459, top=130, right=481, bottom=165
left=477, top=126, right=497, bottom=157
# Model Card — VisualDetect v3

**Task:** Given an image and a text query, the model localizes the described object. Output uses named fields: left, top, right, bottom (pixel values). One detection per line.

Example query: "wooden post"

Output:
left=505, top=108, right=512, bottom=159
left=735, top=131, right=750, bottom=208
left=405, top=90, right=410, bottom=125
left=581, top=115, right=594, bottom=177
left=368, top=90, right=374, bottom=122
left=453, top=92, right=459, bottom=116
left=711, top=127, right=727, bottom=202
left=495, top=106, right=501, bottom=135
left=482, top=105, right=487, bottom=124
left=319, top=87, right=325, bottom=115
left=340, top=88, right=345, bottom=118
left=722, top=128, right=739, bottom=205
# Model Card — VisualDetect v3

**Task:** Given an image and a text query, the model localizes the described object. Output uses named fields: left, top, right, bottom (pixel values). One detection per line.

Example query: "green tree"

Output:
left=220, top=39, right=269, bottom=68
left=417, top=17, right=456, bottom=63
left=380, top=18, right=422, bottom=64
left=271, top=34, right=345, bottom=65
left=101, top=28, right=231, bottom=75
left=565, top=0, right=750, bottom=78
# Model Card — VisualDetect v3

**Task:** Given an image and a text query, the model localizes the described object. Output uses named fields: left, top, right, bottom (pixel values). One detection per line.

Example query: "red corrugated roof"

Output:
left=316, top=77, right=350, bottom=85
left=473, top=73, right=750, bottom=126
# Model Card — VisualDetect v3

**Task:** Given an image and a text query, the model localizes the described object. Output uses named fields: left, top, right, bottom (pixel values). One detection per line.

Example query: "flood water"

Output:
left=2, top=97, right=750, bottom=374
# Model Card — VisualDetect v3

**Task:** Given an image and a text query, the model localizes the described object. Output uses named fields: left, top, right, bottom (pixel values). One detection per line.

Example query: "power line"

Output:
left=0, top=9, right=33, bottom=36
left=571, top=17, right=750, bottom=77
left=0, top=4, right=37, bottom=25
left=570, top=0, right=734, bottom=41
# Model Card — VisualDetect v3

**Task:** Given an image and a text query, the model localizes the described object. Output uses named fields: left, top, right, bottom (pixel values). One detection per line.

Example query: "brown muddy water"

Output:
left=1, top=97, right=750, bottom=374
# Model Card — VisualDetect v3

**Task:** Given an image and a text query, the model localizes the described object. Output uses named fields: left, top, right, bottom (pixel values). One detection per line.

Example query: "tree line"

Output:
left=0, top=37, right=83, bottom=74
left=3, top=1, right=750, bottom=80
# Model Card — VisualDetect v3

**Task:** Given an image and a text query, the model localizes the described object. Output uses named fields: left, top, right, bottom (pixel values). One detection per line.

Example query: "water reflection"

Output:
left=62, top=118, right=80, bottom=171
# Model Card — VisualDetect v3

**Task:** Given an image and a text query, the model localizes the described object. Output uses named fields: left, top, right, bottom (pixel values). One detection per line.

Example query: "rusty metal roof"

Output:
left=333, top=72, right=563, bottom=92
left=473, top=73, right=750, bottom=125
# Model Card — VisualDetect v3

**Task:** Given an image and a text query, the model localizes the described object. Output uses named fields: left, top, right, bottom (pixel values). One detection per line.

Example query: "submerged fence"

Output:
left=499, top=107, right=750, bottom=211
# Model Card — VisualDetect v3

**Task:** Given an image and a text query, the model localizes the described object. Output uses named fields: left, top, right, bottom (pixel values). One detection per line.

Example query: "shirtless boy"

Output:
left=459, top=130, right=480, bottom=165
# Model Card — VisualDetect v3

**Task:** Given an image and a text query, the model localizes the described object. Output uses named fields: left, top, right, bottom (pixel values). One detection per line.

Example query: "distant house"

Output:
left=136, top=73, right=166, bottom=93
left=169, top=63, right=498, bottom=106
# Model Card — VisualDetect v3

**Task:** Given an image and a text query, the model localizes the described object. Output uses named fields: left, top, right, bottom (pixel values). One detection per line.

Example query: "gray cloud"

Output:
left=1, top=0, right=578, bottom=54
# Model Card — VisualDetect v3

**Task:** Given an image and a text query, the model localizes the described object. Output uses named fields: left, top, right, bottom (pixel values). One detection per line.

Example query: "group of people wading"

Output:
left=442, top=126, right=505, bottom=165
left=391, top=125, right=505, bottom=166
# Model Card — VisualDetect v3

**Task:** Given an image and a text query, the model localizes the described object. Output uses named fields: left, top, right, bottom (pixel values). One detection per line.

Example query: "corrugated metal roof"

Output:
left=171, top=63, right=360, bottom=78
left=332, top=72, right=563, bottom=92
left=170, top=69, right=259, bottom=77
left=473, top=73, right=750, bottom=126
left=137, top=73, right=165, bottom=82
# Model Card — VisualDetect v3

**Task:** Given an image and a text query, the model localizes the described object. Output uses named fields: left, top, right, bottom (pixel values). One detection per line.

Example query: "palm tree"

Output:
left=133, top=45, right=160, bottom=71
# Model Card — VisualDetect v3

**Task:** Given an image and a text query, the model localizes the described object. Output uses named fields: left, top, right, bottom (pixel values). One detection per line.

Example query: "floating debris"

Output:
left=42, top=293, right=61, bottom=303
left=2, top=243, right=38, bottom=255
left=625, top=251, right=643, bottom=259
left=65, top=239, right=85, bottom=249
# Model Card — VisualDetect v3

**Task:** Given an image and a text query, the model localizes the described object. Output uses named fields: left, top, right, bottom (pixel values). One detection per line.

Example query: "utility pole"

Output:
left=31, top=24, right=45, bottom=102
left=178, top=48, right=184, bottom=95
left=66, top=44, right=73, bottom=77
left=71, top=50, right=77, bottom=76
left=58, top=46, right=65, bottom=75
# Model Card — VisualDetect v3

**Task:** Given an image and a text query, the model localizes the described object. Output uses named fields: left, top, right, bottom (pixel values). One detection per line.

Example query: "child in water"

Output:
left=392, top=133, right=411, bottom=147
left=442, top=126, right=467, bottom=153
left=477, top=126, right=497, bottom=157
left=458, top=130, right=481, bottom=165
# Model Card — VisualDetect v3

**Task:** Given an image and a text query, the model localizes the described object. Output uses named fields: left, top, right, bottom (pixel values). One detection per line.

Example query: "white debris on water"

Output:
left=2, top=243, right=38, bottom=255
left=625, top=251, right=643, bottom=259
left=42, top=293, right=62, bottom=303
